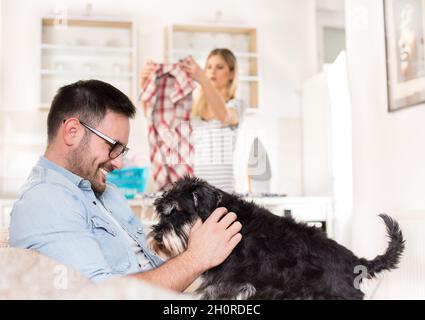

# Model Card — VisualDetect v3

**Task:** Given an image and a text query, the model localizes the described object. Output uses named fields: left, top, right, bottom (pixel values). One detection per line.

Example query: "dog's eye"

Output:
left=154, top=233, right=163, bottom=243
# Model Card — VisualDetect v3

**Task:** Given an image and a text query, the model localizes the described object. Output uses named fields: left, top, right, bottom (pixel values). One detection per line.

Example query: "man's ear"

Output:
left=62, top=118, right=84, bottom=146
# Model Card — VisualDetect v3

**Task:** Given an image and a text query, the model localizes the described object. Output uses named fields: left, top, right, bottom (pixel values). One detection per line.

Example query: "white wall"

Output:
left=301, top=72, right=332, bottom=196
left=346, top=0, right=425, bottom=255
left=0, top=0, right=3, bottom=107
left=317, top=0, right=345, bottom=12
left=0, top=0, right=318, bottom=196
left=1, top=0, right=317, bottom=115
left=346, top=0, right=425, bottom=298
left=1, top=0, right=4, bottom=189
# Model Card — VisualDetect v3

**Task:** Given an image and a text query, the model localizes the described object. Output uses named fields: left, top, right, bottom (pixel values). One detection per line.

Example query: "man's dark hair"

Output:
left=47, top=79, right=136, bottom=142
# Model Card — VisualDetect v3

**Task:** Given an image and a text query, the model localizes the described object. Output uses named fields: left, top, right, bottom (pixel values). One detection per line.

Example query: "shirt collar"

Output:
left=37, top=156, right=88, bottom=188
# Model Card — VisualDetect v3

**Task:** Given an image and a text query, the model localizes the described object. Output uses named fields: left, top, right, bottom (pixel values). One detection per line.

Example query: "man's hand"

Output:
left=184, top=207, right=242, bottom=273
left=133, top=208, right=242, bottom=292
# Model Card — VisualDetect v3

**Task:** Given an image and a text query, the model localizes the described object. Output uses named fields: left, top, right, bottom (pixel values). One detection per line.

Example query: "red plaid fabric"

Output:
left=140, top=63, right=195, bottom=191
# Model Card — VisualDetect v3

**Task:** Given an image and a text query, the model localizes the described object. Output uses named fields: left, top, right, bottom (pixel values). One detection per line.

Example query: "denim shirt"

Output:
left=9, top=157, right=164, bottom=283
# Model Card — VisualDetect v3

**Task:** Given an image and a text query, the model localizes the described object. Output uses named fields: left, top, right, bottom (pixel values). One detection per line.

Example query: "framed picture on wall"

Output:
left=384, top=0, right=425, bottom=112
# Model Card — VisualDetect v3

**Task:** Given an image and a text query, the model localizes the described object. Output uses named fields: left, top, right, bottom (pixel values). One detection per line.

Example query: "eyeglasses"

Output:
left=66, top=120, right=129, bottom=160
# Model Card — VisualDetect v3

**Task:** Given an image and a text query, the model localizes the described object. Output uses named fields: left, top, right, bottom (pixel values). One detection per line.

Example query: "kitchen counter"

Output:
left=129, top=194, right=334, bottom=237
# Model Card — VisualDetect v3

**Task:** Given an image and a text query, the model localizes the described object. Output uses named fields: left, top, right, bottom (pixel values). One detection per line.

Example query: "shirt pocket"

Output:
left=90, top=215, right=131, bottom=273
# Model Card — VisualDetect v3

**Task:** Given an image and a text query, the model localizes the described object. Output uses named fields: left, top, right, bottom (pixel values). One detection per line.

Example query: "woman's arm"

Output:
left=198, top=74, right=239, bottom=126
left=139, top=61, right=156, bottom=116
left=181, top=57, right=239, bottom=126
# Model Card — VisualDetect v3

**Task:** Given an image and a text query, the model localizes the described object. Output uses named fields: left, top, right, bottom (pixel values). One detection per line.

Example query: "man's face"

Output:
left=68, top=111, right=130, bottom=194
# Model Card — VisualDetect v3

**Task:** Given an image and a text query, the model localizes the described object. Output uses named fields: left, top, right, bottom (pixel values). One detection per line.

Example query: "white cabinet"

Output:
left=164, top=24, right=259, bottom=111
left=40, top=16, right=137, bottom=109
left=243, top=196, right=333, bottom=237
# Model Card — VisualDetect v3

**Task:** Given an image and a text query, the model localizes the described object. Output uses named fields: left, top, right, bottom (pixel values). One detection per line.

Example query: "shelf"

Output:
left=245, top=106, right=260, bottom=114
left=39, top=103, right=51, bottom=110
left=171, top=49, right=257, bottom=59
left=41, top=69, right=134, bottom=78
left=40, top=16, right=136, bottom=107
left=171, top=24, right=257, bottom=35
left=239, top=76, right=259, bottom=82
left=0, top=141, right=45, bottom=147
left=165, top=24, right=259, bottom=110
left=41, top=43, right=134, bottom=54
left=42, top=16, right=134, bottom=28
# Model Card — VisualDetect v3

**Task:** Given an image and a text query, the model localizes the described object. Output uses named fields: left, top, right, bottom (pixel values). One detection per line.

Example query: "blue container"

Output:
left=106, top=167, right=149, bottom=199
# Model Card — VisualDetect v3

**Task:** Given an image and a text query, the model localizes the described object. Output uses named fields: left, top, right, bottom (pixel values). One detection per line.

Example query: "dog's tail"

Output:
left=359, top=214, right=405, bottom=278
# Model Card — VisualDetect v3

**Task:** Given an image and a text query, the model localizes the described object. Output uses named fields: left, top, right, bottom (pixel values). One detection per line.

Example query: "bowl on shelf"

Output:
left=106, top=167, right=150, bottom=199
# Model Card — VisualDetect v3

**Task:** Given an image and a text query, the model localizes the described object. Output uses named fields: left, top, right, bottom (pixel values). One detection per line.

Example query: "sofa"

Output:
left=0, top=228, right=190, bottom=300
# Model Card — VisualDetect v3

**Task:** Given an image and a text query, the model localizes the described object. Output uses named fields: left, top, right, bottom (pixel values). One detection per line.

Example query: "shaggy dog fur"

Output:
left=148, top=176, right=405, bottom=300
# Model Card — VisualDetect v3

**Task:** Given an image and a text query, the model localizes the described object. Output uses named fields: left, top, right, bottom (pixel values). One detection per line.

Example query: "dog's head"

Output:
left=147, top=176, right=223, bottom=258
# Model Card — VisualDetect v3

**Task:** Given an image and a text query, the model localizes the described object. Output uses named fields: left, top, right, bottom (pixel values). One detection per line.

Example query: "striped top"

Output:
left=192, top=99, right=246, bottom=193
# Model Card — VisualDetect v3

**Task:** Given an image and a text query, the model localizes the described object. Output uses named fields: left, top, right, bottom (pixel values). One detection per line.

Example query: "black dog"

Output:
left=149, top=176, right=405, bottom=300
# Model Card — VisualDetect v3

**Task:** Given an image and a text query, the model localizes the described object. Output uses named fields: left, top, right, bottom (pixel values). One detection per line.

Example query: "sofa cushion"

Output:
left=0, top=228, right=9, bottom=248
left=0, top=248, right=192, bottom=299
left=0, top=248, right=92, bottom=299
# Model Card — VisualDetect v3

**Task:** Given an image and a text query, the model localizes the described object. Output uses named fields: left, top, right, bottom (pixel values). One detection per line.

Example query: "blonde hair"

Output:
left=192, top=48, right=238, bottom=118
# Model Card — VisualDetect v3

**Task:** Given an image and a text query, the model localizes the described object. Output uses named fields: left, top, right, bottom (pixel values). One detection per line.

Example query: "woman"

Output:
left=140, top=48, right=245, bottom=192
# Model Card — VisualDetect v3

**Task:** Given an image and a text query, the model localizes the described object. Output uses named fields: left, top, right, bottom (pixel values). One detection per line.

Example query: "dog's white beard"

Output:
left=152, top=223, right=192, bottom=258
left=162, top=229, right=185, bottom=257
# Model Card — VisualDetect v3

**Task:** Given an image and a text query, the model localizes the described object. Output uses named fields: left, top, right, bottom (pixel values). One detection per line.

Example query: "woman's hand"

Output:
left=181, top=56, right=205, bottom=83
left=140, top=60, right=156, bottom=88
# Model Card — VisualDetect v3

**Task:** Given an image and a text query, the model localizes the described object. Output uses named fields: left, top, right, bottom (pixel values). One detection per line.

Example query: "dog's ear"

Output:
left=192, top=186, right=223, bottom=221
left=192, top=192, right=199, bottom=209
left=163, top=201, right=180, bottom=215
left=216, top=192, right=223, bottom=206
left=153, top=197, right=180, bottom=216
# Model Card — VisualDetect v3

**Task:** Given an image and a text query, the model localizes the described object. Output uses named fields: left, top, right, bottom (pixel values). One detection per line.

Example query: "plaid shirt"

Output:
left=140, top=63, right=195, bottom=191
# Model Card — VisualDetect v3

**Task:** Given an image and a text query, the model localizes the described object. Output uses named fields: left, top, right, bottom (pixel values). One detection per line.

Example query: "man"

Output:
left=9, top=80, right=242, bottom=292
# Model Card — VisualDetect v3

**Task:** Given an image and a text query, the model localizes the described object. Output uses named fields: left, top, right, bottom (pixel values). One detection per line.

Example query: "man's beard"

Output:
left=67, top=136, right=107, bottom=194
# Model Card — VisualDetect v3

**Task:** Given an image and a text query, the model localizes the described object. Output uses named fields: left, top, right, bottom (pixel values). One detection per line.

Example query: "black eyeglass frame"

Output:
left=63, top=119, right=129, bottom=159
